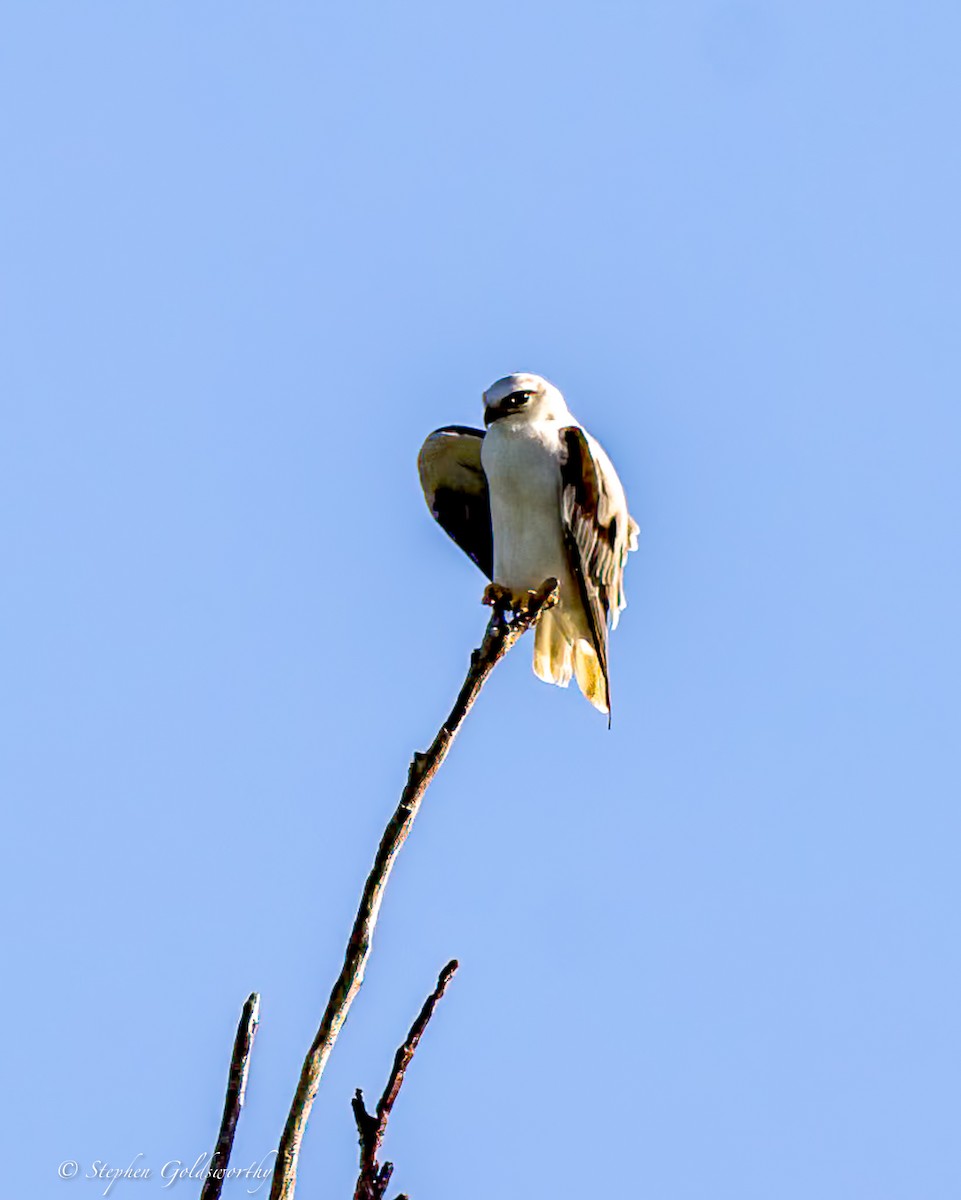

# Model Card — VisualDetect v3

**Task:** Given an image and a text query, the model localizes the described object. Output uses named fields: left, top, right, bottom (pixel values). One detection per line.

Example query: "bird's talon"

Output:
left=482, top=583, right=512, bottom=610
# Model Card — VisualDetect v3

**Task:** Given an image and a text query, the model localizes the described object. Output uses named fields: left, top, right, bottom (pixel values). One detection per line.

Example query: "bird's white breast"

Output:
left=481, top=418, right=570, bottom=594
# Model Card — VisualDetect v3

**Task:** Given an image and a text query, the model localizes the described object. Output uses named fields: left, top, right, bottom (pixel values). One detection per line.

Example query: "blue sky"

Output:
left=3, top=3, right=959, bottom=1198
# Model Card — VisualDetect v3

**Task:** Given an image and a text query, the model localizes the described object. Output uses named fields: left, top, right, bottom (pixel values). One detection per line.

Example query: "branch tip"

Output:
left=201, top=991, right=262, bottom=1200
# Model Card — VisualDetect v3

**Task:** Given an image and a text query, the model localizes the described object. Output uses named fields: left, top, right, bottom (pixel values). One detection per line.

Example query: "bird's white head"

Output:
left=482, top=373, right=570, bottom=428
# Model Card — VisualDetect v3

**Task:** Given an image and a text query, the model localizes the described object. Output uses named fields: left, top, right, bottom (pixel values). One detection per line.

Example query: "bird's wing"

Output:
left=417, top=425, right=493, bottom=579
left=559, top=426, right=639, bottom=717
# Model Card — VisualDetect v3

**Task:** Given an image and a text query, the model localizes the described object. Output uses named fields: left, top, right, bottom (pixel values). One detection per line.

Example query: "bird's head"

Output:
left=482, top=373, right=570, bottom=427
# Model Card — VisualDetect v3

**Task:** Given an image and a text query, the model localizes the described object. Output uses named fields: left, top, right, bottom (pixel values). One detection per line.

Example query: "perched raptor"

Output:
left=418, top=373, right=638, bottom=718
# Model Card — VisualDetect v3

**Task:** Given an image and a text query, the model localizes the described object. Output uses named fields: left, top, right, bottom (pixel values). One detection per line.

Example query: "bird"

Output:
left=418, top=373, right=638, bottom=719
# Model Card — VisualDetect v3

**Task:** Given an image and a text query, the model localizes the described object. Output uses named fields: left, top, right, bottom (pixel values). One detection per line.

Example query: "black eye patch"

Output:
left=484, top=388, right=536, bottom=426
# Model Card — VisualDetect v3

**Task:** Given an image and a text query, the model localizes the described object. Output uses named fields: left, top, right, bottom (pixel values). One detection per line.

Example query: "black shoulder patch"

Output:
left=432, top=485, right=494, bottom=579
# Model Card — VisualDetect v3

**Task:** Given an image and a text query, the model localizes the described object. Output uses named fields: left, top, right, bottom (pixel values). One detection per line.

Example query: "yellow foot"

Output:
left=482, top=583, right=541, bottom=616
left=510, top=590, right=541, bottom=616
left=482, top=582, right=513, bottom=611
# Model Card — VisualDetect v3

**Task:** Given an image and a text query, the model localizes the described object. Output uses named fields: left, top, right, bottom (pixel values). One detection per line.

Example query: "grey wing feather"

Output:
left=559, top=426, right=639, bottom=720
left=417, top=426, right=493, bottom=579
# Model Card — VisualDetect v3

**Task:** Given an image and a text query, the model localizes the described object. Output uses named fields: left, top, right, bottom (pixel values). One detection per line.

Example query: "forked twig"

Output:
left=269, top=580, right=558, bottom=1200
left=352, top=960, right=459, bottom=1200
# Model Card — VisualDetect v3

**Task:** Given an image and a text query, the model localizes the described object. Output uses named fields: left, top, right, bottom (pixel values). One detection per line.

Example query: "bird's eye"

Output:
left=505, top=390, right=532, bottom=407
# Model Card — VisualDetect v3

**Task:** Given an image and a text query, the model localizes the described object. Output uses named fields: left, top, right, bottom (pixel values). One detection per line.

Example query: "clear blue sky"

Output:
left=3, top=3, right=959, bottom=1198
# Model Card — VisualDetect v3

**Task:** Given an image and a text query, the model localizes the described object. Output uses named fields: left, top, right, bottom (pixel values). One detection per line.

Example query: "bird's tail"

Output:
left=572, top=638, right=610, bottom=715
left=533, top=608, right=573, bottom=688
left=533, top=610, right=610, bottom=716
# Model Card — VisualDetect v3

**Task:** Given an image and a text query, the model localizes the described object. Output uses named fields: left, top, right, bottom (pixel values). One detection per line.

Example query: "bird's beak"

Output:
left=483, top=405, right=496, bottom=427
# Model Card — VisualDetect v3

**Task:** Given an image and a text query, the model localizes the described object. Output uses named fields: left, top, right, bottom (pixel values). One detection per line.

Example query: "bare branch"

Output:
left=352, top=960, right=459, bottom=1200
left=201, top=991, right=261, bottom=1200
left=270, top=581, right=558, bottom=1200
left=377, top=958, right=458, bottom=1126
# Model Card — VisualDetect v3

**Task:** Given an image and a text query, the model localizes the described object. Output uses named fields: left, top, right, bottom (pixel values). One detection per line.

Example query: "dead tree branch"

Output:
left=270, top=579, right=558, bottom=1200
left=352, top=959, right=459, bottom=1200
left=200, top=991, right=261, bottom=1200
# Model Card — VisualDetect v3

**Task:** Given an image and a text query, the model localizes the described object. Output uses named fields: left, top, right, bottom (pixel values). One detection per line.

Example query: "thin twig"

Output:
left=200, top=992, right=261, bottom=1200
left=270, top=580, right=558, bottom=1200
left=352, top=959, right=459, bottom=1200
